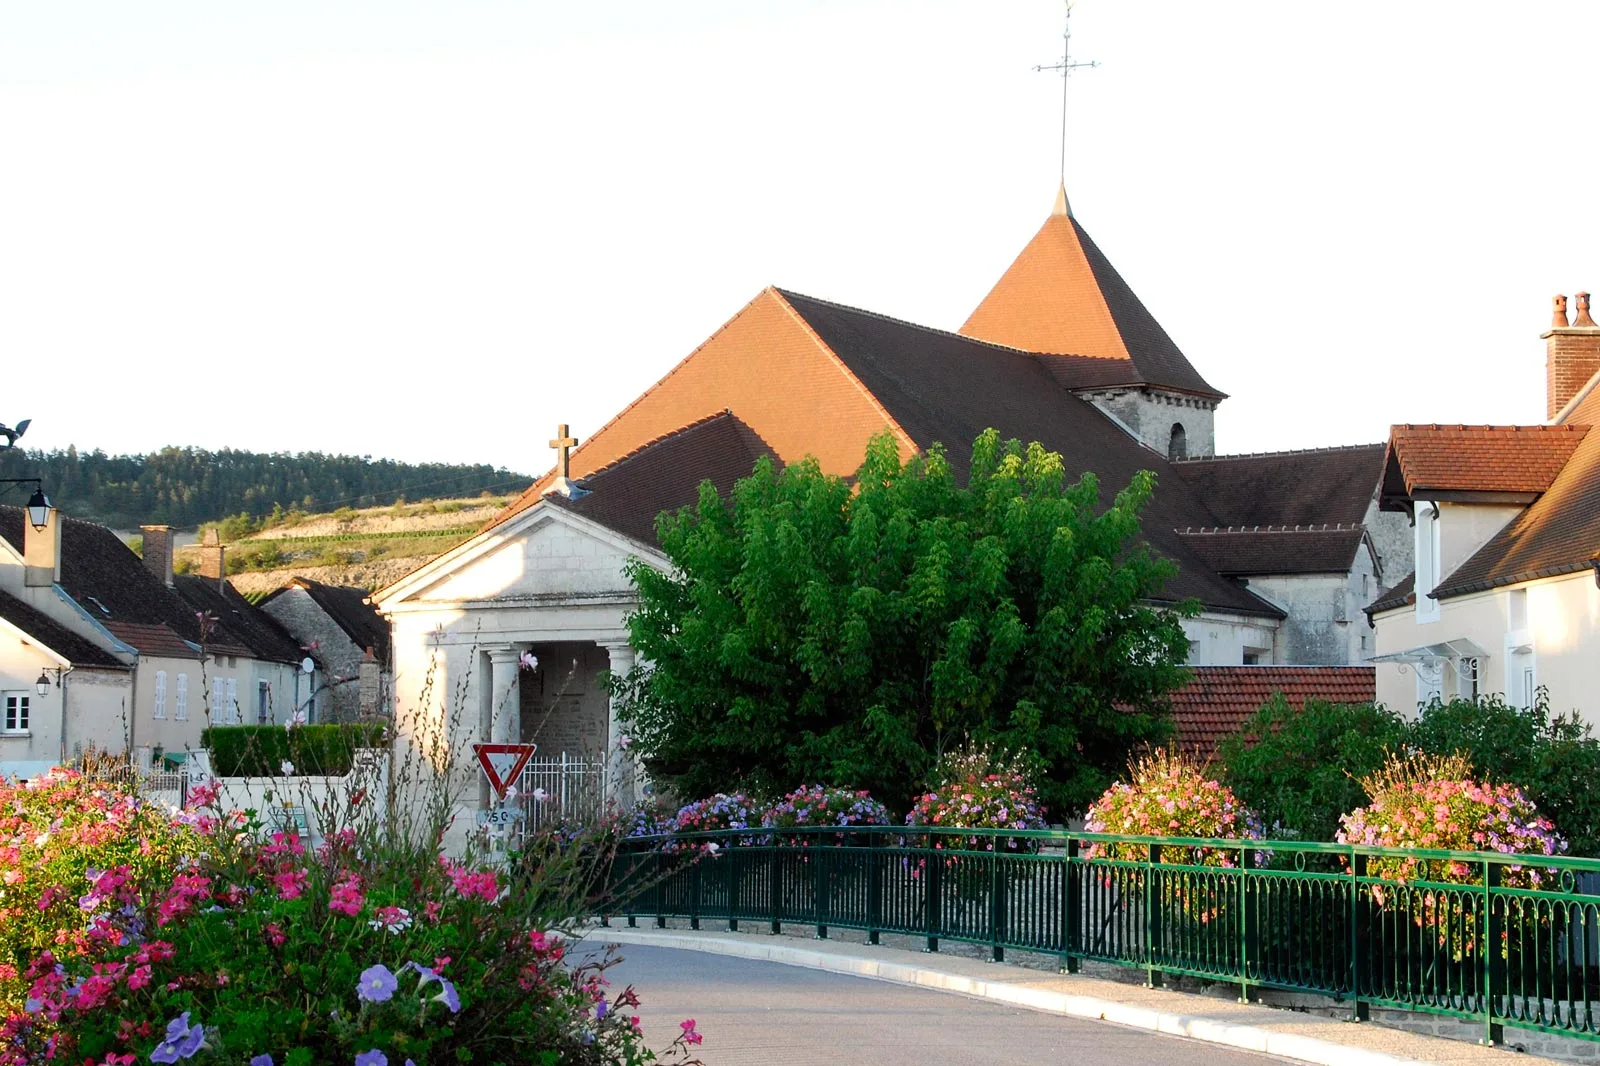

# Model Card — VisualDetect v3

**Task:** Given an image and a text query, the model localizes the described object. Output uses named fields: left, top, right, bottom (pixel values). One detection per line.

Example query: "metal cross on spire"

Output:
left=1033, top=2, right=1099, bottom=188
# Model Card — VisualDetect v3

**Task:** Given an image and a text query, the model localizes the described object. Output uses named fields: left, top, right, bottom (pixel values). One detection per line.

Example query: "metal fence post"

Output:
left=1483, top=860, right=1505, bottom=1047
left=1061, top=837, right=1081, bottom=974
left=926, top=839, right=942, bottom=953
left=1145, top=841, right=1163, bottom=988
left=815, top=843, right=829, bottom=939
left=990, top=850, right=1005, bottom=963
left=867, top=832, right=882, bottom=946
left=1349, top=850, right=1368, bottom=1022
left=727, top=840, right=740, bottom=933
left=1237, top=842, right=1254, bottom=1003
left=769, top=842, right=782, bottom=935
left=654, top=847, right=667, bottom=929
left=689, top=849, right=701, bottom=931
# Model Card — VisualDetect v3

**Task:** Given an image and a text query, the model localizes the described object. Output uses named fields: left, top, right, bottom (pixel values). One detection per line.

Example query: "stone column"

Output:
left=600, top=641, right=636, bottom=808
left=487, top=647, right=522, bottom=745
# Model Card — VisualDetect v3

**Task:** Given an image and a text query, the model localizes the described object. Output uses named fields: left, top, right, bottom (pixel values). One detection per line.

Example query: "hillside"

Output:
left=0, top=445, right=531, bottom=529
left=181, top=496, right=511, bottom=595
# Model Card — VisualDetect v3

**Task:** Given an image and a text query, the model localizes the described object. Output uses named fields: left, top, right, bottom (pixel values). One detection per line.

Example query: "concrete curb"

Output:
left=582, top=927, right=1436, bottom=1066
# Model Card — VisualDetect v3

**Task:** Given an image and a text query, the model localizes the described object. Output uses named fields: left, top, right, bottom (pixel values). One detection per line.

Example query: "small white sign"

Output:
left=475, top=805, right=524, bottom=828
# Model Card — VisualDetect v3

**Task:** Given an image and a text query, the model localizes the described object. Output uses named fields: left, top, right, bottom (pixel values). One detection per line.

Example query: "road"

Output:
left=598, top=943, right=1294, bottom=1066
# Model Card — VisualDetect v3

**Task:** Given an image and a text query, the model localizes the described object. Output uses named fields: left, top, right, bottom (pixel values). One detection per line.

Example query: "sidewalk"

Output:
left=578, top=925, right=1568, bottom=1066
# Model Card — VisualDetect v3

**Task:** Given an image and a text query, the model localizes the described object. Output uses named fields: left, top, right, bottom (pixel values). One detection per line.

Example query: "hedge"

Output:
left=201, top=723, right=387, bottom=778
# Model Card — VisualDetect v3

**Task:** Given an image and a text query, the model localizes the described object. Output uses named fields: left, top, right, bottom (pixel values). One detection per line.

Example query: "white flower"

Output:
left=617, top=735, right=633, bottom=751
left=531, top=788, right=550, bottom=803
left=503, top=785, right=518, bottom=802
left=280, top=760, right=295, bottom=776
left=706, top=842, right=721, bottom=855
left=518, top=651, right=538, bottom=671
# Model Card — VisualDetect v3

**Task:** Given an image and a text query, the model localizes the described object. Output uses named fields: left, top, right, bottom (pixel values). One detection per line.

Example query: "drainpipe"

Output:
left=55, top=665, right=75, bottom=764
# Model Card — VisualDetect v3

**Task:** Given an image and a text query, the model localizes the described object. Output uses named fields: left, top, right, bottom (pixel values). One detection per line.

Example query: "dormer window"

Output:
left=1415, top=502, right=1441, bottom=623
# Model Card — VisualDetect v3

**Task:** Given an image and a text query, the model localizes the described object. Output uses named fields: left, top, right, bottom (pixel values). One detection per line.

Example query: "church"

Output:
left=371, top=186, right=1406, bottom=808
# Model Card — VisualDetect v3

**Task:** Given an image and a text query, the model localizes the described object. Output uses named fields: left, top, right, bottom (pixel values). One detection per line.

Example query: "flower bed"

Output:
left=1082, top=750, right=1265, bottom=866
left=902, top=745, right=1047, bottom=852
left=0, top=770, right=701, bottom=1065
left=761, top=786, right=890, bottom=846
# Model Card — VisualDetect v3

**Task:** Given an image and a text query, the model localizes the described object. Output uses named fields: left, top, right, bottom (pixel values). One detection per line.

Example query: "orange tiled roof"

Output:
left=1168, top=666, right=1376, bottom=759
left=958, top=190, right=1223, bottom=399
left=1385, top=424, right=1588, bottom=496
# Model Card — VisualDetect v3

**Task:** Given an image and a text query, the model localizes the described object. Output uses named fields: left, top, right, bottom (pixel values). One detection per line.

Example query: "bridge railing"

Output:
left=608, top=825, right=1600, bottom=1048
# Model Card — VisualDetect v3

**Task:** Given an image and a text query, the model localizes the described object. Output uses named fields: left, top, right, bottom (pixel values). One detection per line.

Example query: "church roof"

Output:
left=1176, top=525, right=1367, bottom=576
left=1173, top=445, right=1385, bottom=528
left=547, top=411, right=775, bottom=548
left=959, top=191, right=1225, bottom=399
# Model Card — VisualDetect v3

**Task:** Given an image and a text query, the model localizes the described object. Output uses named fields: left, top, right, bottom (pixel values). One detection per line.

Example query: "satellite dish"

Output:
left=300, top=657, right=316, bottom=675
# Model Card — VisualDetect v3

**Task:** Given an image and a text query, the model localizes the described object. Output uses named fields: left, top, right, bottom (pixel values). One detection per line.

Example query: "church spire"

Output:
left=1052, top=183, right=1071, bottom=218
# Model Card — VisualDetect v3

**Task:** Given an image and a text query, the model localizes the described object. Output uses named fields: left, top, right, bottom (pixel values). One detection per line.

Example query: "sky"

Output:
left=4, top=1, right=1599, bottom=476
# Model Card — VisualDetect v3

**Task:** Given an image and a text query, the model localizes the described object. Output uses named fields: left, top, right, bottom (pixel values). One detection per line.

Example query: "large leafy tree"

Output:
left=615, top=429, right=1195, bottom=816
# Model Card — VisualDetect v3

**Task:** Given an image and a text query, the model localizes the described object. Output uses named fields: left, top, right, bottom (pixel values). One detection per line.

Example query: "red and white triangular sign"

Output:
left=474, top=743, right=537, bottom=799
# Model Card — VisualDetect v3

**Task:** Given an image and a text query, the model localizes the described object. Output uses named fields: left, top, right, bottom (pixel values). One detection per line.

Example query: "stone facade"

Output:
left=259, top=586, right=369, bottom=722
left=1242, top=544, right=1380, bottom=665
left=1080, top=387, right=1217, bottom=459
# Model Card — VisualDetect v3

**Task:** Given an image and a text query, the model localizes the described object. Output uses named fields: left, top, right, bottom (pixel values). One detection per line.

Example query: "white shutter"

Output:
left=175, top=674, right=189, bottom=721
left=153, top=671, right=167, bottom=719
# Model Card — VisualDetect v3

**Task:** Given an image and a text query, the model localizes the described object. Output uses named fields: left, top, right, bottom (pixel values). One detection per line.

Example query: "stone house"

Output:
left=1368, top=294, right=1600, bottom=720
left=259, top=576, right=391, bottom=721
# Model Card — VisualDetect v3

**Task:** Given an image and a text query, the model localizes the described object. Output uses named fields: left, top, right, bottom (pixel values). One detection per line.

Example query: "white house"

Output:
left=1369, top=293, right=1600, bottom=720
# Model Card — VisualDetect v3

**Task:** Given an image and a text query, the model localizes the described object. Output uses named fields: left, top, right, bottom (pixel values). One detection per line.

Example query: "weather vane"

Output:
left=1034, top=2, right=1099, bottom=187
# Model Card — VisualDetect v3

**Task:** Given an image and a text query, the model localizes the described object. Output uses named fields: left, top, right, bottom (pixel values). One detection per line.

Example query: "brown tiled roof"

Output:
left=1435, top=423, right=1600, bottom=598
left=549, top=412, right=775, bottom=548
left=1168, top=666, right=1377, bottom=759
left=173, top=577, right=302, bottom=664
left=1366, top=572, right=1415, bottom=615
left=0, top=590, right=127, bottom=668
left=958, top=197, right=1224, bottom=399
left=0, top=505, right=212, bottom=657
left=101, top=621, right=202, bottom=660
left=263, top=578, right=390, bottom=661
left=1176, top=526, right=1366, bottom=576
left=1385, top=424, right=1588, bottom=496
left=1173, top=445, right=1384, bottom=528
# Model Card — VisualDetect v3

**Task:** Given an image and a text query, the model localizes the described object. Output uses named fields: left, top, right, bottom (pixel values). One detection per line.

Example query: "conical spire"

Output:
left=958, top=188, right=1223, bottom=399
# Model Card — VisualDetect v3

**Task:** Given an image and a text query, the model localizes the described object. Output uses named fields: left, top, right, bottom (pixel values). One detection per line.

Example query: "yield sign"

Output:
left=474, top=743, right=537, bottom=799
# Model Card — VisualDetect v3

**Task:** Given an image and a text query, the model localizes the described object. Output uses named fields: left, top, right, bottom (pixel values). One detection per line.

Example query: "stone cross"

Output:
left=549, top=424, right=578, bottom=480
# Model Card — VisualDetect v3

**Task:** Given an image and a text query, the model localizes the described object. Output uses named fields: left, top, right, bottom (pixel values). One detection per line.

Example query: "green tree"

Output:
left=615, top=429, right=1195, bottom=816
left=1217, top=696, right=1407, bottom=841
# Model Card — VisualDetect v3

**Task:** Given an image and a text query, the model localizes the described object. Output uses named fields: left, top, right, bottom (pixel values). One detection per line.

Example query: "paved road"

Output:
left=598, top=943, right=1293, bottom=1066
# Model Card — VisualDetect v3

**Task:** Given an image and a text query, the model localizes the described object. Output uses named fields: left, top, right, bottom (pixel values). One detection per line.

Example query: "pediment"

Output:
left=373, top=502, right=669, bottom=609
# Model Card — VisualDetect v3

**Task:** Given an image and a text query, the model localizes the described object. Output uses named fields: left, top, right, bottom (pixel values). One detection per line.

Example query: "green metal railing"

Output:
left=608, top=826, right=1600, bottom=1048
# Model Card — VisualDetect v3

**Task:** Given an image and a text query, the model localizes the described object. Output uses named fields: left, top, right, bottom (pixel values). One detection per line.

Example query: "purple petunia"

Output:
left=357, top=964, right=399, bottom=1004
left=354, top=1052, right=387, bottom=1066
left=251, top=1057, right=274, bottom=1066
left=149, top=1012, right=207, bottom=1063
left=432, top=977, right=461, bottom=1014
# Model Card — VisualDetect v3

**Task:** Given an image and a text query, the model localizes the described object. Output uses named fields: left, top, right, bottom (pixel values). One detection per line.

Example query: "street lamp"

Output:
left=34, top=672, right=49, bottom=697
left=1, top=479, right=53, bottom=531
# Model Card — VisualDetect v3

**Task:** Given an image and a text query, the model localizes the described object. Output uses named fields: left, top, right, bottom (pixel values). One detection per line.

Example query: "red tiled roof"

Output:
left=958, top=194, right=1223, bottom=399
left=1385, top=425, right=1587, bottom=496
left=1168, top=666, right=1376, bottom=759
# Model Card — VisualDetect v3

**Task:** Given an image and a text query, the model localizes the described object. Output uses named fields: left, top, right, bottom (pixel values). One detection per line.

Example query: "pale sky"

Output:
left=4, top=2, right=1598, bottom=475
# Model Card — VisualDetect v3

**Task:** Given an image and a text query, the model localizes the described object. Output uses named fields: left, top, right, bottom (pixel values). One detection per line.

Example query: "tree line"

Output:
left=0, top=445, right=532, bottom=529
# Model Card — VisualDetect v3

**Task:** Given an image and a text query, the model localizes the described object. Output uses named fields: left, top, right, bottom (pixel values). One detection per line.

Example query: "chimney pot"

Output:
left=1554, top=295, right=1570, bottom=328
left=196, top=528, right=227, bottom=591
left=23, top=508, right=62, bottom=588
left=1576, top=292, right=1598, bottom=328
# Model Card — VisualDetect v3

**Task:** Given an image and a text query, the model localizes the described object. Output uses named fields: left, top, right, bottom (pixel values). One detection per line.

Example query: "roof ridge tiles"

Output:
left=773, top=288, right=1039, bottom=359
left=1392, top=423, right=1582, bottom=433
left=1179, top=523, right=1359, bottom=535
left=1172, top=443, right=1384, bottom=462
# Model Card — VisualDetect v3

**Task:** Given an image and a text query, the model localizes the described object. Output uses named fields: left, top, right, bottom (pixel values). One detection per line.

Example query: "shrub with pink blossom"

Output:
left=1336, top=753, right=1567, bottom=889
left=1082, top=750, right=1265, bottom=866
left=902, top=745, right=1047, bottom=852
left=0, top=768, right=704, bottom=1066
left=671, top=793, right=759, bottom=840
left=761, top=785, right=890, bottom=846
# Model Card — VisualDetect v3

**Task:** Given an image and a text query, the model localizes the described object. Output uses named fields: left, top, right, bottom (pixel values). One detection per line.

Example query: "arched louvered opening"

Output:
left=1168, top=423, right=1188, bottom=460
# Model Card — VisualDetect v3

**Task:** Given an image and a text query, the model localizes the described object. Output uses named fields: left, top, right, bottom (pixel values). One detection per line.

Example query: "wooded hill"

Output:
left=0, top=445, right=532, bottom=530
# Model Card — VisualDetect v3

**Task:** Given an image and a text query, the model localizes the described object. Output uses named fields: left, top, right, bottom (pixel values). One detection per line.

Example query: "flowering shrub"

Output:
left=1336, top=753, right=1567, bottom=889
left=1082, top=750, right=1265, bottom=866
left=668, top=794, right=760, bottom=852
left=0, top=770, right=703, bottom=1065
left=902, top=745, right=1047, bottom=852
left=760, top=786, right=890, bottom=846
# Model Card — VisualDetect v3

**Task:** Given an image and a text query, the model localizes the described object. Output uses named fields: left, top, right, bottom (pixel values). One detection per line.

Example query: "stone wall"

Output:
left=1082, top=387, right=1217, bottom=459
left=261, top=587, right=367, bottom=721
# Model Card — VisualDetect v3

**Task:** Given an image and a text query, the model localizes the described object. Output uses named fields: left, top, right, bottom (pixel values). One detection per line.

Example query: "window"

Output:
left=257, top=680, right=270, bottom=724
left=1167, top=423, right=1188, bottom=460
left=175, top=673, right=189, bottom=721
left=1414, top=503, right=1441, bottom=623
left=2, top=694, right=28, bottom=733
left=1243, top=651, right=1261, bottom=665
left=153, top=670, right=167, bottom=720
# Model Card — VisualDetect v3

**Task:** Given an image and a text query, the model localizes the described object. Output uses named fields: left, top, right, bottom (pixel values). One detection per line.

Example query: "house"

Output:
left=374, top=185, right=1388, bottom=815
left=259, top=576, right=391, bottom=721
left=0, top=505, right=307, bottom=774
left=1369, top=293, right=1600, bottom=720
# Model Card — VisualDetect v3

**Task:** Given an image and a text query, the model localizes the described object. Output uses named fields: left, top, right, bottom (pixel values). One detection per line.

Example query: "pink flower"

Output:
left=680, top=1019, right=703, bottom=1046
left=272, top=869, right=308, bottom=901
left=329, top=874, right=366, bottom=917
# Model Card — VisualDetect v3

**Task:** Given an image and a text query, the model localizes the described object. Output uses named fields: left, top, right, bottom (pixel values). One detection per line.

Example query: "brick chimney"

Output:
left=1545, top=292, right=1600, bottom=419
left=195, top=528, right=227, bottom=591
left=140, top=525, right=174, bottom=587
left=23, top=508, right=62, bottom=588
left=358, top=647, right=383, bottom=718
